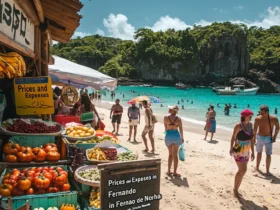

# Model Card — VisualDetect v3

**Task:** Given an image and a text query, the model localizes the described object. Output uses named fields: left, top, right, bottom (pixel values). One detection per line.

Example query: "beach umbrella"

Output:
left=128, top=96, right=162, bottom=104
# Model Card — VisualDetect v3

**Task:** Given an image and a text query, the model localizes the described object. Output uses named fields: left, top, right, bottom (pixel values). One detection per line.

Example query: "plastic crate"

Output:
left=55, top=115, right=80, bottom=126
left=0, top=165, right=79, bottom=209
left=9, top=135, right=55, bottom=148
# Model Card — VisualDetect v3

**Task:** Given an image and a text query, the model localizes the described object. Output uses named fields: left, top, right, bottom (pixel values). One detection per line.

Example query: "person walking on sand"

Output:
left=110, top=99, right=123, bottom=135
left=254, top=105, right=279, bottom=175
left=127, top=101, right=140, bottom=142
left=204, top=105, right=216, bottom=141
left=164, top=105, right=184, bottom=176
left=141, top=100, right=155, bottom=153
left=230, top=109, right=255, bottom=198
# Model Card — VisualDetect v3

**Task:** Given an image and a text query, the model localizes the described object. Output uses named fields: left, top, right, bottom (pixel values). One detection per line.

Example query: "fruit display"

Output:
left=117, top=151, right=136, bottom=161
left=75, top=135, right=119, bottom=144
left=87, top=148, right=107, bottom=161
left=78, top=168, right=100, bottom=182
left=60, top=204, right=76, bottom=210
left=3, top=142, right=60, bottom=162
left=0, top=52, right=26, bottom=79
left=0, top=166, right=70, bottom=197
left=65, top=126, right=96, bottom=138
left=89, top=188, right=100, bottom=209
left=3, top=119, right=61, bottom=134
left=103, top=148, right=117, bottom=160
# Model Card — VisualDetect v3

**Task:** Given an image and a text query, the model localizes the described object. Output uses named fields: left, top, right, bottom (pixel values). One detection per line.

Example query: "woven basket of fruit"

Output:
left=62, top=125, right=96, bottom=141
left=0, top=119, right=62, bottom=136
left=74, top=165, right=100, bottom=187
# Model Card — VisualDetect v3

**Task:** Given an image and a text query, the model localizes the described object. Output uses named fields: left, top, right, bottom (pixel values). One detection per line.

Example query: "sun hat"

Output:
left=168, top=105, right=179, bottom=113
left=131, top=100, right=136, bottom=105
left=241, top=109, right=254, bottom=117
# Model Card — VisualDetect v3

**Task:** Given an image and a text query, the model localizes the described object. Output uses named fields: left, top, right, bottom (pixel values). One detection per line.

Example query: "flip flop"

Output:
left=166, top=172, right=173, bottom=176
left=142, top=149, right=148, bottom=153
left=173, top=173, right=181, bottom=177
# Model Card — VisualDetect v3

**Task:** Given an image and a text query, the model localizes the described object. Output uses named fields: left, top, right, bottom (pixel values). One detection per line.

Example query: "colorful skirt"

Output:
left=232, top=140, right=251, bottom=162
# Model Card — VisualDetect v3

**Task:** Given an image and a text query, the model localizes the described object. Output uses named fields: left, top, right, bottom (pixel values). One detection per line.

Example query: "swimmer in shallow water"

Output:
left=182, top=105, right=184, bottom=109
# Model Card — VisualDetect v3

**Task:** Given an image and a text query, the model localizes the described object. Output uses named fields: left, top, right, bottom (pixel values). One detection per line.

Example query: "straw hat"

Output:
left=168, top=105, right=179, bottom=113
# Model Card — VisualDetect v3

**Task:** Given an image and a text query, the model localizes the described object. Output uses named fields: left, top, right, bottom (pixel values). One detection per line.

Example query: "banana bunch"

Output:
left=0, top=52, right=26, bottom=79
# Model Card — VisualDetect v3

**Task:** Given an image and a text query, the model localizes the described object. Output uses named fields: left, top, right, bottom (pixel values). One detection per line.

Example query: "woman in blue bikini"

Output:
left=164, top=105, right=184, bottom=176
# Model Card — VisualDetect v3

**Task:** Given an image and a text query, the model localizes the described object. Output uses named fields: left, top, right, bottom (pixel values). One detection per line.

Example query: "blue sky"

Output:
left=73, top=0, right=280, bottom=40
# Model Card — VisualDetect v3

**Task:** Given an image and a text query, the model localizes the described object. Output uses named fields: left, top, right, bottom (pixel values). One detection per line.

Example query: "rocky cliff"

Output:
left=135, top=35, right=249, bottom=85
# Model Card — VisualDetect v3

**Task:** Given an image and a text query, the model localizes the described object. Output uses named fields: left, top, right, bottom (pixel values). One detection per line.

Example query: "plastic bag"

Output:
left=99, top=120, right=106, bottom=130
left=178, top=144, right=185, bottom=161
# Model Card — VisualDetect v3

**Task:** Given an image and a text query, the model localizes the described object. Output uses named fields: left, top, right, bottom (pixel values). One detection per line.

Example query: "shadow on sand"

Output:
left=169, top=176, right=189, bottom=187
left=238, top=197, right=268, bottom=210
left=254, top=171, right=280, bottom=185
left=207, top=140, right=219, bottom=144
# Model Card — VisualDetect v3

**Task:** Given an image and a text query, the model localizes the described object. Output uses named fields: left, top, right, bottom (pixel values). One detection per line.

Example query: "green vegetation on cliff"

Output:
left=51, top=23, right=280, bottom=79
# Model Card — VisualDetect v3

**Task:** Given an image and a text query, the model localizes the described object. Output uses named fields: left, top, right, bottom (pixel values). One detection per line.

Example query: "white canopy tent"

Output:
left=49, top=56, right=117, bottom=90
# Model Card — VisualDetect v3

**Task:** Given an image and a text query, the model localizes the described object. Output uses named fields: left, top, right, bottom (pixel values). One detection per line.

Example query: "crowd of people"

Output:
left=53, top=86, right=280, bottom=199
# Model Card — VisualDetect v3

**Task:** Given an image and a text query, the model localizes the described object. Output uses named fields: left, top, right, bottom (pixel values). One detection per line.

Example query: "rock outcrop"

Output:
left=230, top=69, right=280, bottom=93
left=135, top=35, right=249, bottom=85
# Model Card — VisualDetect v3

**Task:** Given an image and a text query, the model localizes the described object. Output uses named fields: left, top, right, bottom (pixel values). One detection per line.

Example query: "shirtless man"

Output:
left=110, top=99, right=123, bottom=135
left=253, top=105, right=279, bottom=175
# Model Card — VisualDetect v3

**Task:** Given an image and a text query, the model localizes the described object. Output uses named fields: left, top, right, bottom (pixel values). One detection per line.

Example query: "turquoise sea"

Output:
left=102, top=86, right=280, bottom=134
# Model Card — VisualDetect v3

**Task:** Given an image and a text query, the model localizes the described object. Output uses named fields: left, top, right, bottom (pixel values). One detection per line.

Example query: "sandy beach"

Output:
left=95, top=100, right=280, bottom=210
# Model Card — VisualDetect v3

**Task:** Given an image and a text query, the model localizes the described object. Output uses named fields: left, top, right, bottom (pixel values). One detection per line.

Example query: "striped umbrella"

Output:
left=128, top=96, right=163, bottom=104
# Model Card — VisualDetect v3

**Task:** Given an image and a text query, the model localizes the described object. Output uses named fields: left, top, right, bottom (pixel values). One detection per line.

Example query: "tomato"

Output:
left=3, top=143, right=20, bottom=155
left=35, top=188, right=46, bottom=194
left=25, top=170, right=36, bottom=177
left=26, top=187, right=35, bottom=194
left=17, top=151, right=34, bottom=162
left=11, top=187, right=25, bottom=196
left=34, top=175, right=51, bottom=189
left=35, top=172, right=53, bottom=182
left=35, top=167, right=43, bottom=173
left=6, top=154, right=18, bottom=162
left=0, top=184, right=13, bottom=196
left=12, top=169, right=21, bottom=176
left=49, top=170, right=59, bottom=179
left=3, top=179, right=17, bottom=187
left=18, top=177, right=31, bottom=191
left=54, top=166, right=64, bottom=172
left=54, top=174, right=67, bottom=186
left=43, top=166, right=50, bottom=171
left=59, top=171, right=68, bottom=178
left=61, top=183, right=70, bottom=191
left=5, top=174, right=19, bottom=182
left=3, top=172, right=11, bottom=180
left=46, top=151, right=60, bottom=161
left=47, top=186, right=59, bottom=193
left=44, top=144, right=58, bottom=153
left=19, top=146, right=32, bottom=153
left=32, top=147, right=47, bottom=162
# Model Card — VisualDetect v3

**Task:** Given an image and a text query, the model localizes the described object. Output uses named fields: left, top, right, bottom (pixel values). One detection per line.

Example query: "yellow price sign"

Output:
left=14, top=76, right=54, bottom=115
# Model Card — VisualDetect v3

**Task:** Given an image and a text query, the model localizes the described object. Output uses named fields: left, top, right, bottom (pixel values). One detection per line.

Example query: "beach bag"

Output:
left=178, top=144, right=185, bottom=161
left=150, top=109, right=158, bottom=124
left=81, top=112, right=95, bottom=122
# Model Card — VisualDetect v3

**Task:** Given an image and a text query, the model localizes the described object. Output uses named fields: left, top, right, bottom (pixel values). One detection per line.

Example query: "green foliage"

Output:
left=51, top=22, right=280, bottom=78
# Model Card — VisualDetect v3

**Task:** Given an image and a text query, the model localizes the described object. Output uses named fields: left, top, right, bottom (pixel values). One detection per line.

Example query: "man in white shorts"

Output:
left=127, top=101, right=140, bottom=142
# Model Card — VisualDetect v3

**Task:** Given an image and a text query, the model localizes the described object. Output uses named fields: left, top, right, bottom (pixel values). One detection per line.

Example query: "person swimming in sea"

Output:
left=181, top=99, right=184, bottom=102
left=160, top=104, right=163, bottom=107
left=247, top=104, right=250, bottom=108
left=177, top=100, right=180, bottom=105
left=217, top=103, right=220, bottom=108
left=182, top=105, right=184, bottom=109
left=275, top=108, right=278, bottom=115
left=234, top=104, right=237, bottom=108
left=191, top=100, right=193, bottom=104
left=224, top=104, right=230, bottom=116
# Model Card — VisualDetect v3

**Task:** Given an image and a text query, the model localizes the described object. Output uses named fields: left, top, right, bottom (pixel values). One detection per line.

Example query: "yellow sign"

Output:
left=14, top=76, right=54, bottom=115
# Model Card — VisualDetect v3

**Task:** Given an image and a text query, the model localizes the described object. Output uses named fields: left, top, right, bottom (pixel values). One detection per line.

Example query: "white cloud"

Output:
left=213, top=8, right=228, bottom=14
left=197, top=7, right=280, bottom=29
left=72, top=31, right=92, bottom=38
left=234, top=5, right=244, bottom=10
left=103, top=14, right=135, bottom=40
left=95, top=28, right=105, bottom=36
left=149, top=16, right=191, bottom=31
